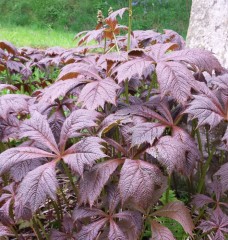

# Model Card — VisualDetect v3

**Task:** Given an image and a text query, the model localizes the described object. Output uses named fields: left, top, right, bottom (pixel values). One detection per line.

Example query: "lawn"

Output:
left=0, top=24, right=76, bottom=48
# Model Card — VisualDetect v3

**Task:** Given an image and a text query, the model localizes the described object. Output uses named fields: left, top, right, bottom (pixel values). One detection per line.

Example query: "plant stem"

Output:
left=59, top=188, right=71, bottom=211
left=32, top=218, right=43, bottom=240
left=205, top=126, right=210, bottom=155
left=125, top=0, right=133, bottom=105
left=112, top=32, right=120, bottom=54
left=10, top=226, right=20, bottom=239
left=127, top=0, right=133, bottom=52
left=62, top=161, right=78, bottom=196
left=197, top=147, right=216, bottom=193
left=165, top=175, right=171, bottom=203
left=52, top=200, right=61, bottom=229
left=34, top=215, right=49, bottom=240
left=146, top=73, right=157, bottom=101
left=124, top=81, right=129, bottom=104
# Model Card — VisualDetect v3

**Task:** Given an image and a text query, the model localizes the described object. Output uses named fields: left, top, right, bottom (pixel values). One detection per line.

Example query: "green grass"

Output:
left=0, top=0, right=192, bottom=48
left=0, top=0, right=191, bottom=38
left=0, top=24, right=76, bottom=48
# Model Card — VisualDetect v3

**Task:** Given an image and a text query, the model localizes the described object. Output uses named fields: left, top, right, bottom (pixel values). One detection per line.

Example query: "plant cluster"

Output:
left=0, top=7, right=227, bottom=240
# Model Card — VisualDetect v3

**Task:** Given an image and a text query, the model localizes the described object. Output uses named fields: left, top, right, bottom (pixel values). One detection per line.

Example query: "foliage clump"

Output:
left=0, top=7, right=227, bottom=240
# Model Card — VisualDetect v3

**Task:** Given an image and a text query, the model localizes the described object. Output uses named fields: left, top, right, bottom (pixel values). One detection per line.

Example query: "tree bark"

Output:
left=186, top=0, right=228, bottom=68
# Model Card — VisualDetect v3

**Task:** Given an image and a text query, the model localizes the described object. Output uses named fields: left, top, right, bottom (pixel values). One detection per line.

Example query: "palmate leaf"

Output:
left=73, top=207, right=142, bottom=240
left=215, top=163, right=228, bottom=191
left=0, top=84, right=18, bottom=92
left=113, top=57, right=155, bottom=83
left=48, top=110, right=65, bottom=143
left=77, top=77, right=120, bottom=110
left=50, top=230, right=69, bottom=240
left=75, top=218, right=107, bottom=240
left=192, top=194, right=215, bottom=209
left=113, top=211, right=143, bottom=238
left=161, top=48, right=222, bottom=74
left=172, top=127, right=200, bottom=175
left=73, top=207, right=106, bottom=221
left=152, top=201, right=194, bottom=237
left=0, top=224, right=13, bottom=237
left=20, top=111, right=60, bottom=154
left=221, top=128, right=228, bottom=150
left=10, top=157, right=46, bottom=182
left=156, top=61, right=196, bottom=103
left=184, top=85, right=226, bottom=128
left=59, top=109, right=101, bottom=151
left=119, top=159, right=164, bottom=211
left=0, top=94, right=30, bottom=120
left=16, top=162, right=58, bottom=213
left=131, top=122, right=166, bottom=147
left=62, top=137, right=107, bottom=175
left=151, top=220, right=175, bottom=240
left=37, top=78, right=86, bottom=104
left=0, top=41, right=18, bottom=55
left=79, top=159, right=123, bottom=206
left=50, top=214, right=75, bottom=240
left=147, top=135, right=197, bottom=175
left=198, top=209, right=228, bottom=240
left=106, top=8, right=128, bottom=21
left=0, top=147, right=55, bottom=175
left=109, top=220, right=126, bottom=240
left=211, top=73, right=228, bottom=90
left=58, top=62, right=120, bottom=110
left=145, top=43, right=178, bottom=62
left=58, top=62, right=101, bottom=81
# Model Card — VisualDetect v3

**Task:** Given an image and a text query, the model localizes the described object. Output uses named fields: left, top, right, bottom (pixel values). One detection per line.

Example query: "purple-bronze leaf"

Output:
left=192, top=194, right=214, bottom=208
left=161, top=48, right=222, bottom=74
left=152, top=201, right=194, bottom=236
left=113, top=210, right=143, bottom=238
left=131, top=122, right=166, bottom=147
left=114, top=58, right=154, bottom=83
left=109, top=220, right=126, bottom=240
left=73, top=207, right=106, bottom=222
left=215, top=163, right=228, bottom=191
left=10, top=158, right=46, bottom=182
left=48, top=110, right=65, bottom=144
left=0, top=224, right=13, bottom=237
left=106, top=7, right=128, bottom=20
left=37, top=78, right=86, bottom=104
left=156, top=61, right=195, bottom=103
left=0, top=84, right=18, bottom=92
left=198, top=209, right=228, bottom=240
left=146, top=136, right=188, bottom=175
left=119, top=159, right=164, bottom=211
left=172, top=127, right=199, bottom=175
left=50, top=230, right=69, bottom=240
left=0, top=94, right=30, bottom=120
left=78, top=78, right=120, bottom=110
left=63, top=137, right=107, bottom=175
left=79, top=159, right=123, bottom=206
left=16, top=162, right=58, bottom=213
left=151, top=220, right=175, bottom=240
left=58, top=62, right=101, bottom=81
left=59, top=109, right=101, bottom=151
left=20, top=111, right=60, bottom=154
left=0, top=147, right=55, bottom=175
left=0, top=199, right=14, bottom=226
left=106, top=185, right=121, bottom=214
left=145, top=43, right=178, bottom=62
left=75, top=218, right=107, bottom=240
left=0, top=41, right=18, bottom=55
left=185, top=97, right=225, bottom=129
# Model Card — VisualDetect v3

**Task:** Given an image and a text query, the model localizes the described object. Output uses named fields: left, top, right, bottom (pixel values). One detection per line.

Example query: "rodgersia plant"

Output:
left=0, top=6, right=227, bottom=240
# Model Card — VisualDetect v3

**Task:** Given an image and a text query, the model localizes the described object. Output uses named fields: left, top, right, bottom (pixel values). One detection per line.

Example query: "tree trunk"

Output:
left=186, top=0, right=228, bottom=68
